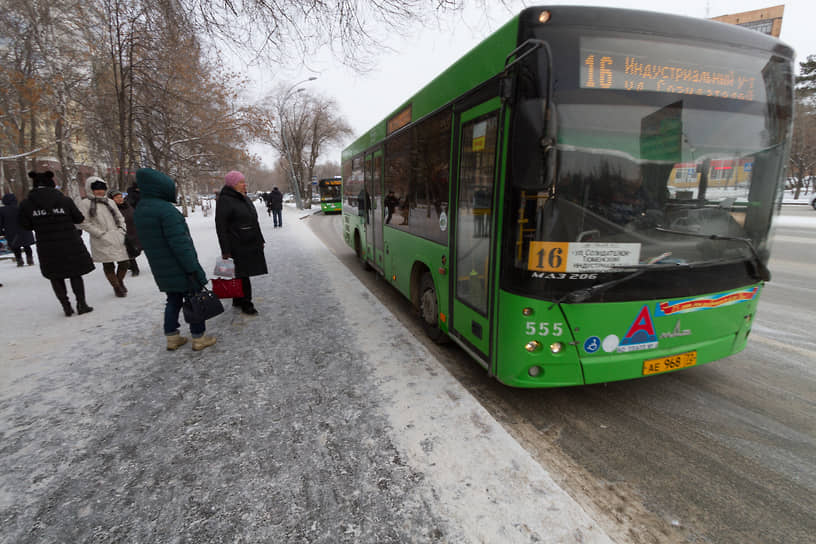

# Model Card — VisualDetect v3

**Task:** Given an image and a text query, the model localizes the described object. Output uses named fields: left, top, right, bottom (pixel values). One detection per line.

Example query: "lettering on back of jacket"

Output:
left=32, top=207, right=66, bottom=216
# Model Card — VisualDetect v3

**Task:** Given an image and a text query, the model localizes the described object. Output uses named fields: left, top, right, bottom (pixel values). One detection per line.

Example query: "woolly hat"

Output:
left=90, top=179, right=107, bottom=191
left=28, top=170, right=55, bottom=188
left=108, top=190, right=123, bottom=199
left=224, top=170, right=245, bottom=188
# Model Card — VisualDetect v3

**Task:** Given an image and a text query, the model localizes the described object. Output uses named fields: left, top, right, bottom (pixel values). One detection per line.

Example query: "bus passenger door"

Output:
left=450, top=101, right=501, bottom=360
left=364, top=148, right=384, bottom=272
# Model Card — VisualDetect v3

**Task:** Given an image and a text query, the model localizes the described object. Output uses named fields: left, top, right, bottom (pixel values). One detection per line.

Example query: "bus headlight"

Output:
left=525, top=340, right=542, bottom=352
left=550, top=342, right=564, bottom=354
left=528, top=365, right=543, bottom=377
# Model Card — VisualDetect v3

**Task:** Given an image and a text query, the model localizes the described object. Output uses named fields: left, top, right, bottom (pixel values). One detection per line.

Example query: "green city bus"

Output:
left=341, top=6, right=794, bottom=387
left=318, top=176, right=343, bottom=213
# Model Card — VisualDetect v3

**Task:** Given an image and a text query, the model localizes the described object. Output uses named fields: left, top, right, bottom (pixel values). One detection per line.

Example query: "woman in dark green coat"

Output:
left=215, top=170, right=267, bottom=315
left=133, top=168, right=216, bottom=352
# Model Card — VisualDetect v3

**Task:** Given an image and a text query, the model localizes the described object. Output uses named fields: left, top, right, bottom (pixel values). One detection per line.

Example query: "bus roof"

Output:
left=342, top=5, right=793, bottom=162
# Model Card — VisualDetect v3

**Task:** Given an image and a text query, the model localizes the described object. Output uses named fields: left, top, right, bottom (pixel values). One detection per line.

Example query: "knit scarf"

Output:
left=89, top=196, right=123, bottom=229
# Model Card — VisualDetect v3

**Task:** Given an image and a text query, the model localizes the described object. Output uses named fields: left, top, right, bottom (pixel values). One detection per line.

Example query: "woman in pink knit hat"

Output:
left=214, top=170, right=267, bottom=315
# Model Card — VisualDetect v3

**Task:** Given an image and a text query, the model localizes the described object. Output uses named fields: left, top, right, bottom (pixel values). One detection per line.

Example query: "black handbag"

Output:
left=182, top=276, right=224, bottom=323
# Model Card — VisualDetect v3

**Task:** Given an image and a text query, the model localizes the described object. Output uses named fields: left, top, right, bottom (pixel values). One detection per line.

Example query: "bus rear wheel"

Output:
left=419, top=272, right=447, bottom=344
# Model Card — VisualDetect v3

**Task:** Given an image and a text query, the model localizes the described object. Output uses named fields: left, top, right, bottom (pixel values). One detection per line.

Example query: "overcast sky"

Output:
left=243, top=1, right=815, bottom=167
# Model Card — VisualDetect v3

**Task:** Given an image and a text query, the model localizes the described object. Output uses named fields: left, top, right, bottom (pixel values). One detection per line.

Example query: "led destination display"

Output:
left=580, top=36, right=764, bottom=102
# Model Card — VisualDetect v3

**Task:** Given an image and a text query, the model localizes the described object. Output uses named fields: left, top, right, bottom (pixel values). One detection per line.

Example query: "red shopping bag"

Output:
left=211, top=278, right=244, bottom=299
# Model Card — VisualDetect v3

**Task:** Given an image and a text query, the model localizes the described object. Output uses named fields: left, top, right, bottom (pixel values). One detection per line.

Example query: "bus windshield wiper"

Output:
left=654, top=227, right=771, bottom=281
left=548, top=254, right=746, bottom=308
left=553, top=267, right=648, bottom=305
left=549, top=255, right=676, bottom=307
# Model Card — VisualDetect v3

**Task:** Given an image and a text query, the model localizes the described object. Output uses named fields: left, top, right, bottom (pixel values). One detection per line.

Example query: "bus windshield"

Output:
left=319, top=179, right=342, bottom=202
left=505, top=32, right=793, bottom=302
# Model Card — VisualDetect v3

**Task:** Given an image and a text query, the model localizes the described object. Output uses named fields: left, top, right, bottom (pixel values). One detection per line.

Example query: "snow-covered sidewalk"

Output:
left=0, top=202, right=611, bottom=543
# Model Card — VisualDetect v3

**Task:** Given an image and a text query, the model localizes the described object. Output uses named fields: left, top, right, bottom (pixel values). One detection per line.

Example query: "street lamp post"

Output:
left=280, top=77, right=317, bottom=209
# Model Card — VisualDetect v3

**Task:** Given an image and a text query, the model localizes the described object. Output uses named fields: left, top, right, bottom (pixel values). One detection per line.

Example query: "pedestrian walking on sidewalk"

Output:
left=18, top=171, right=94, bottom=316
left=0, top=193, right=36, bottom=266
left=77, top=177, right=130, bottom=297
left=110, top=190, right=142, bottom=276
left=133, top=167, right=216, bottom=351
left=267, top=187, right=283, bottom=227
left=215, top=170, right=267, bottom=315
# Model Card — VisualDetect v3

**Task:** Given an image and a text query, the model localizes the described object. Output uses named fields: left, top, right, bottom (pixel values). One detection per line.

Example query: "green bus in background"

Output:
left=341, top=6, right=794, bottom=387
left=318, top=176, right=343, bottom=213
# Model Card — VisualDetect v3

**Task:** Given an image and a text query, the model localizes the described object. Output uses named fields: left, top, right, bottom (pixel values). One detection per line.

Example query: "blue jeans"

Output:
left=272, top=209, right=282, bottom=226
left=164, top=292, right=205, bottom=337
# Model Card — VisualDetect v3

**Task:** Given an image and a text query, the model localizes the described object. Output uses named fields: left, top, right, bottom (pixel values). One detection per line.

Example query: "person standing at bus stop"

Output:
left=18, top=170, right=95, bottom=316
left=77, top=177, right=130, bottom=297
left=215, top=171, right=267, bottom=315
left=134, top=167, right=216, bottom=351
left=0, top=193, right=36, bottom=266
left=267, top=187, right=283, bottom=227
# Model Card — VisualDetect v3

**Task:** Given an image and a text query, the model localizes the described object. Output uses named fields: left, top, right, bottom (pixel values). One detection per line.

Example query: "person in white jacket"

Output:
left=78, top=176, right=130, bottom=297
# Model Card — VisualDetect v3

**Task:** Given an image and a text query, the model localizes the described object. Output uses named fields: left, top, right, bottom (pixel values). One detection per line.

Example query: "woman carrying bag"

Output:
left=215, top=170, right=267, bottom=315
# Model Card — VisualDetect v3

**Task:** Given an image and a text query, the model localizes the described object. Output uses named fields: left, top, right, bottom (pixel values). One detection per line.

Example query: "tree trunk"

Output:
left=55, top=94, right=81, bottom=200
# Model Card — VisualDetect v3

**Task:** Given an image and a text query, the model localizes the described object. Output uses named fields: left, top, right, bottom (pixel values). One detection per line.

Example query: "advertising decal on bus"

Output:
left=655, top=286, right=759, bottom=316
left=618, top=305, right=659, bottom=352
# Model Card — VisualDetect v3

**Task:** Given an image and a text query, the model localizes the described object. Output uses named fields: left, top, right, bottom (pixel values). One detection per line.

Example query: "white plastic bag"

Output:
left=213, top=257, right=235, bottom=278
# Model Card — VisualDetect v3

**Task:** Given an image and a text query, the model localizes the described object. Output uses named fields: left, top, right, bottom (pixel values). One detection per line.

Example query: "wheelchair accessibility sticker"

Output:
left=584, top=336, right=601, bottom=354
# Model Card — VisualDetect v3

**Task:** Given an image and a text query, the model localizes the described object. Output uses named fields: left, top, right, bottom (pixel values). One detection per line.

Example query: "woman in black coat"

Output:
left=18, top=171, right=95, bottom=316
left=0, top=193, right=36, bottom=266
left=215, top=170, right=267, bottom=315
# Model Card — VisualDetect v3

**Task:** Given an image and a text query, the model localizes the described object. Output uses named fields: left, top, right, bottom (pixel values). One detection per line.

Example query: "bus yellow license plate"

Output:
left=642, top=351, right=697, bottom=376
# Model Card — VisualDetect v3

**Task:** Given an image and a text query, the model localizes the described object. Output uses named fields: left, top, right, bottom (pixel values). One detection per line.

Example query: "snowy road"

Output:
left=0, top=203, right=611, bottom=543
left=308, top=205, right=816, bottom=544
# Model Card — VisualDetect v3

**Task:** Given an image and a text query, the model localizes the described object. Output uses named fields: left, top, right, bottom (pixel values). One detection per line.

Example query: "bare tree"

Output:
left=184, top=0, right=475, bottom=71
left=788, top=102, right=816, bottom=199
left=0, top=0, right=48, bottom=196
left=789, top=56, right=816, bottom=199
left=262, top=86, right=351, bottom=208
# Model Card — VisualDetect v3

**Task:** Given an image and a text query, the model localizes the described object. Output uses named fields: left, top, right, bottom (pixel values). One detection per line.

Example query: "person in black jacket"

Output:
left=215, top=171, right=267, bottom=315
left=110, top=190, right=143, bottom=276
left=18, top=171, right=94, bottom=316
left=0, top=193, right=36, bottom=266
left=267, top=187, right=283, bottom=227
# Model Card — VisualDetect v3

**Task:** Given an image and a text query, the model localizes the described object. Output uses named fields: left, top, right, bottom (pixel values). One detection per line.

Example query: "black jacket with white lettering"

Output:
left=19, top=186, right=94, bottom=279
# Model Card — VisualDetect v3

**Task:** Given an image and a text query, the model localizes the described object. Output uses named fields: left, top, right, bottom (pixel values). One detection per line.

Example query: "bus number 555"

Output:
left=525, top=322, right=564, bottom=336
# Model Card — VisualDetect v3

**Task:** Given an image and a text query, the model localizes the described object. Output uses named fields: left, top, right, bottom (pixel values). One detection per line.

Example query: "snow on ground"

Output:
left=0, top=201, right=611, bottom=543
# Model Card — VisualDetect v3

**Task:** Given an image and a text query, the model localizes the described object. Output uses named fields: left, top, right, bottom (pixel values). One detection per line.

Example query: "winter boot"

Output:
left=166, top=333, right=189, bottom=351
left=241, top=302, right=258, bottom=316
left=105, top=270, right=126, bottom=297
left=16, top=256, right=24, bottom=267
left=191, top=335, right=217, bottom=351
left=57, top=296, right=74, bottom=317
left=25, top=252, right=34, bottom=266
left=129, top=259, right=140, bottom=276
left=116, top=265, right=128, bottom=293
left=76, top=300, right=94, bottom=314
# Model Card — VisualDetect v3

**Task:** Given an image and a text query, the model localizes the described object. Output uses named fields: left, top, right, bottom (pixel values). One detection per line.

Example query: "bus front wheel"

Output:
left=419, top=273, right=447, bottom=344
